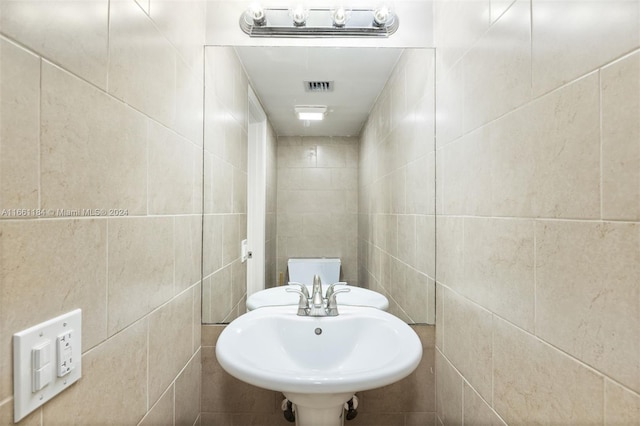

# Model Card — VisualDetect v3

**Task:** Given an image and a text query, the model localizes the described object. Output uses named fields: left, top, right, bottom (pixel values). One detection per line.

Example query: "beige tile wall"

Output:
left=202, top=46, right=247, bottom=323
left=358, top=49, right=436, bottom=323
left=201, top=324, right=436, bottom=425
left=0, top=0, right=204, bottom=424
left=434, top=0, right=640, bottom=424
left=276, top=136, right=359, bottom=285
left=202, top=46, right=279, bottom=319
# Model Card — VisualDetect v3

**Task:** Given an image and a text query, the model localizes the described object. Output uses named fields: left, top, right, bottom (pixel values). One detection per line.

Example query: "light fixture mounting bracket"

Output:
left=239, top=7, right=399, bottom=38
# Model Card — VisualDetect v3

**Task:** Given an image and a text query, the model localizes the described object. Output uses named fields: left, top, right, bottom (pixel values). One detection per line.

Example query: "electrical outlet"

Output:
left=13, top=309, right=82, bottom=422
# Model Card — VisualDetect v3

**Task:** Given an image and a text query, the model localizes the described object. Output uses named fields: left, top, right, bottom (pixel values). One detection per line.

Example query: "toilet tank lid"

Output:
left=288, top=257, right=341, bottom=265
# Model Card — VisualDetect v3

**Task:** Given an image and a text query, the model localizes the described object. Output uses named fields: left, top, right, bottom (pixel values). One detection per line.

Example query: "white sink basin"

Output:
left=246, top=285, right=389, bottom=311
left=216, top=306, right=422, bottom=426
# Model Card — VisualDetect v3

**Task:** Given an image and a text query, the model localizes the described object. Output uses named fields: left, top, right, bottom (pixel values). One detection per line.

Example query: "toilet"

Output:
left=287, top=257, right=342, bottom=286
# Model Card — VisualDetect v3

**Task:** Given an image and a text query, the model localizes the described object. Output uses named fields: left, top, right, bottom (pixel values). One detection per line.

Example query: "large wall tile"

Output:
left=109, top=0, right=176, bottom=126
left=202, top=214, right=223, bottom=276
left=404, top=270, right=434, bottom=325
left=0, top=39, right=40, bottom=211
left=532, top=0, right=639, bottom=96
left=150, top=0, right=205, bottom=69
left=605, top=380, right=640, bottom=425
left=233, top=168, right=248, bottom=214
left=406, top=153, right=436, bottom=215
left=208, top=265, right=233, bottom=323
left=201, top=347, right=274, bottom=413
left=491, top=0, right=516, bottom=22
left=405, top=412, right=437, bottom=426
left=601, top=50, right=640, bottom=221
left=43, top=319, right=147, bottom=425
left=0, top=219, right=107, bottom=401
left=360, top=326, right=436, bottom=413
left=203, top=92, right=226, bottom=158
left=397, top=215, right=416, bottom=265
left=175, top=215, right=203, bottom=292
left=463, top=382, right=506, bottom=426
left=530, top=73, right=600, bottom=218
left=463, top=0, right=531, bottom=132
left=41, top=62, right=147, bottom=215
left=435, top=62, right=463, bottom=148
left=206, top=47, right=233, bottom=112
left=488, top=106, right=536, bottom=217
left=434, top=0, right=491, bottom=76
left=209, top=156, right=234, bottom=214
left=0, top=399, right=40, bottom=426
left=175, top=59, right=204, bottom=145
left=139, top=385, right=174, bottom=426
left=404, top=49, right=435, bottom=112
left=435, top=350, right=463, bottom=426
left=176, top=351, right=202, bottom=426
left=441, top=129, right=492, bottom=216
left=0, top=0, right=109, bottom=88
left=149, top=290, right=194, bottom=406
left=493, top=317, right=604, bottom=424
left=148, top=122, right=197, bottom=215
left=442, top=289, right=493, bottom=402
left=464, top=218, right=535, bottom=332
left=107, top=217, right=174, bottom=335
left=222, top=215, right=241, bottom=266
left=491, top=73, right=600, bottom=219
left=224, top=120, right=246, bottom=172
left=277, top=145, right=317, bottom=168
left=536, top=220, right=640, bottom=392
left=435, top=216, right=464, bottom=290
left=416, top=215, right=436, bottom=279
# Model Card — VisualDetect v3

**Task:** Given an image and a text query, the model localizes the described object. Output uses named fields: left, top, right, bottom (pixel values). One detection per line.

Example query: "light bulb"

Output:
left=373, top=6, right=390, bottom=26
left=247, top=3, right=265, bottom=25
left=332, top=7, right=348, bottom=27
left=290, top=5, right=308, bottom=26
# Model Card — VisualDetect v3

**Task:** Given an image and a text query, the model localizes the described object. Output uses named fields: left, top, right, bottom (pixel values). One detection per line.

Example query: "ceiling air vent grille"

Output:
left=305, top=81, right=334, bottom=92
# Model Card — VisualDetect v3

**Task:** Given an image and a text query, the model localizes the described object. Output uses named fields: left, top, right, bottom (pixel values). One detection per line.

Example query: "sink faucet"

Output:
left=286, top=276, right=350, bottom=317
left=309, top=275, right=325, bottom=316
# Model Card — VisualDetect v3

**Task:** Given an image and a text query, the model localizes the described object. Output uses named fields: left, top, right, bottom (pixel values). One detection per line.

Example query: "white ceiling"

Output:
left=235, top=46, right=403, bottom=137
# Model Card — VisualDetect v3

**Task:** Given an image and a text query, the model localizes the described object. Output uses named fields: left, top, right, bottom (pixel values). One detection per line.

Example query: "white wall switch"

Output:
left=13, top=309, right=82, bottom=422
left=31, top=340, right=52, bottom=392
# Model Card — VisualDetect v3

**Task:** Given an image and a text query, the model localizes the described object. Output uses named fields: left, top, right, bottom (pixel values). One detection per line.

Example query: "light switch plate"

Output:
left=13, top=309, right=82, bottom=422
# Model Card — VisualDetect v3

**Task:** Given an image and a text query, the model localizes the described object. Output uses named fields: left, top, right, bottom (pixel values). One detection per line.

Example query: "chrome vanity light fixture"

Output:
left=239, top=5, right=398, bottom=37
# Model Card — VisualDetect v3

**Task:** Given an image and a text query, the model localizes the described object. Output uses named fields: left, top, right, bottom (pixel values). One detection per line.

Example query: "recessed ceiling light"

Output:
left=295, top=106, right=327, bottom=121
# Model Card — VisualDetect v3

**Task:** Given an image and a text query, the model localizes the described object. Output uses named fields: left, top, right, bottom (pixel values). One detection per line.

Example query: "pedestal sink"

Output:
left=215, top=306, right=422, bottom=426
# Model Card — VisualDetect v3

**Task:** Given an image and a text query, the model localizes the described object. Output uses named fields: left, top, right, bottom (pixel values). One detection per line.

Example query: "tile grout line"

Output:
left=598, top=68, right=604, bottom=221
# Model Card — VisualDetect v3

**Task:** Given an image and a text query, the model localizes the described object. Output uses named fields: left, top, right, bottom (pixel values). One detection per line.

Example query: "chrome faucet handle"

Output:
left=286, top=288, right=310, bottom=316
left=325, top=282, right=348, bottom=299
left=311, top=275, right=324, bottom=307
left=326, top=288, right=350, bottom=316
left=287, top=282, right=310, bottom=298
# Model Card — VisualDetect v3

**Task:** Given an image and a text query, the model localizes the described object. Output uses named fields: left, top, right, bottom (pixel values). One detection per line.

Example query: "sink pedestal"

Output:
left=285, top=392, right=353, bottom=426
